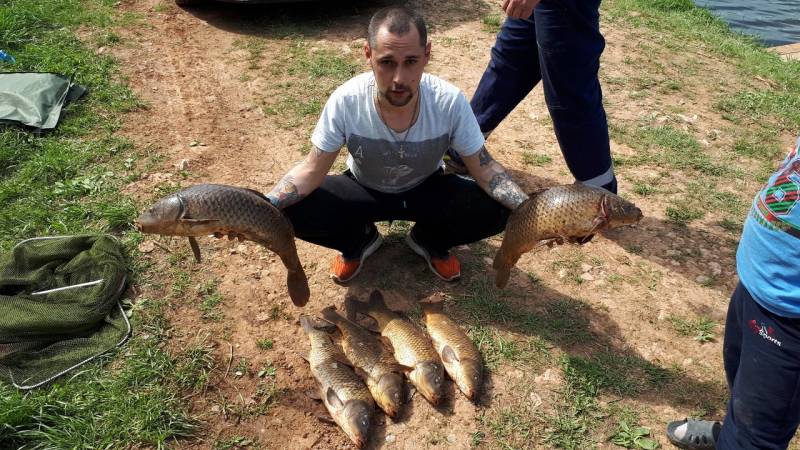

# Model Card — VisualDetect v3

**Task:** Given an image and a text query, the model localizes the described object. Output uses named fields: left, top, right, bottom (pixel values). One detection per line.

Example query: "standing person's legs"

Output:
left=535, top=0, right=616, bottom=193
left=444, top=15, right=539, bottom=173
left=470, top=16, right=541, bottom=135
left=716, top=284, right=800, bottom=449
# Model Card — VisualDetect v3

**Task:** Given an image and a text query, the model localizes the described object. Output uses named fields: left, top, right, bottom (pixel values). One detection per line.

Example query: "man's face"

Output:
left=366, top=25, right=430, bottom=107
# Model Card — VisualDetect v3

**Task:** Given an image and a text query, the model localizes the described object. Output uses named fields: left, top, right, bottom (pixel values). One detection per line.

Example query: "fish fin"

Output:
left=320, top=306, right=343, bottom=324
left=493, top=249, right=513, bottom=288
left=379, top=336, right=395, bottom=353
left=392, top=363, right=415, bottom=373
left=244, top=187, right=270, bottom=201
left=368, top=290, right=387, bottom=311
left=344, top=295, right=362, bottom=321
left=331, top=352, right=355, bottom=369
left=300, top=315, right=335, bottom=332
left=305, top=389, right=321, bottom=401
left=179, top=218, right=219, bottom=224
left=315, top=412, right=336, bottom=424
left=418, top=294, right=445, bottom=312
left=326, top=387, right=344, bottom=410
left=358, top=315, right=380, bottom=333
left=299, top=315, right=314, bottom=332
left=296, top=351, right=309, bottom=363
left=188, top=237, right=202, bottom=263
left=353, top=366, right=369, bottom=380
left=441, top=345, right=460, bottom=364
left=287, top=269, right=310, bottom=307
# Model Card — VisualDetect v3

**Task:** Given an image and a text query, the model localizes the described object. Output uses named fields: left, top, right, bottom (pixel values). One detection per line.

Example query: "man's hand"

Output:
left=461, top=147, right=529, bottom=210
left=501, top=0, right=541, bottom=19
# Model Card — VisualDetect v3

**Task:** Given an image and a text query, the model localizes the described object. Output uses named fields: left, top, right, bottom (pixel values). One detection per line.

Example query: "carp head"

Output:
left=372, top=371, right=405, bottom=418
left=336, top=397, right=371, bottom=449
left=603, top=194, right=643, bottom=228
left=135, top=194, right=184, bottom=235
left=409, top=361, right=444, bottom=406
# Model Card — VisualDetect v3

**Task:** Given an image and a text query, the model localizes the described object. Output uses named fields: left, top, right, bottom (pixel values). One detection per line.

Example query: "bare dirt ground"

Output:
left=109, top=0, right=797, bottom=448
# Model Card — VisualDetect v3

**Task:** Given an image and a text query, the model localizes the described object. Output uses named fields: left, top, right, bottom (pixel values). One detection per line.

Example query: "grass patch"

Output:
left=0, top=330, right=198, bottom=449
left=611, top=124, right=725, bottom=176
left=0, top=0, right=142, bottom=251
left=197, top=278, right=224, bottom=321
left=261, top=38, right=359, bottom=130
left=0, top=2, right=205, bottom=447
left=605, top=0, right=800, bottom=133
left=522, top=152, right=553, bottom=167
left=481, top=13, right=503, bottom=33
left=256, top=338, right=274, bottom=350
left=667, top=315, right=716, bottom=343
left=609, top=410, right=660, bottom=449
left=468, top=326, right=521, bottom=369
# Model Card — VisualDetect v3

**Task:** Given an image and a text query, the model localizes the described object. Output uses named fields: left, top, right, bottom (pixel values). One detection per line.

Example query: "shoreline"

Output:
left=770, top=42, right=800, bottom=61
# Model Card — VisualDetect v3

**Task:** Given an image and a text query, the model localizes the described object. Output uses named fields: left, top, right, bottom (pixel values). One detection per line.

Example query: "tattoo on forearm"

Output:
left=478, top=147, right=494, bottom=166
left=267, top=174, right=304, bottom=209
left=488, top=171, right=528, bottom=209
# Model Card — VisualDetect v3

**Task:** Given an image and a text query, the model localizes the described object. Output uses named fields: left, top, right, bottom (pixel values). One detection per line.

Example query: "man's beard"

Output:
left=379, top=86, right=414, bottom=107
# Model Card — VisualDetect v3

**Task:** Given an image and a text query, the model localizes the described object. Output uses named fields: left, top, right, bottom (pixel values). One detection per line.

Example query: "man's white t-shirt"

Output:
left=311, top=72, right=485, bottom=193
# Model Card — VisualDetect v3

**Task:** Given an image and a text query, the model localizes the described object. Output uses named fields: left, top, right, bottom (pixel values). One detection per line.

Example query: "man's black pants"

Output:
left=283, top=170, right=510, bottom=259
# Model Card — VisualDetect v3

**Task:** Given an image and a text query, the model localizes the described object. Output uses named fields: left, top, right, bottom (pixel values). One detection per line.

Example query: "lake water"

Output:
left=694, top=0, right=800, bottom=47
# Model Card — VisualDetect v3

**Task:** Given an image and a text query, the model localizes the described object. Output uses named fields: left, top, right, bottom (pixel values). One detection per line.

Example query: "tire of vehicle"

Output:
left=175, top=0, right=205, bottom=6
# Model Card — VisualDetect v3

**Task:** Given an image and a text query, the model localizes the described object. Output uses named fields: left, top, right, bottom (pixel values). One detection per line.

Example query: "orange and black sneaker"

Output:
left=330, top=228, right=383, bottom=284
left=405, top=230, right=461, bottom=281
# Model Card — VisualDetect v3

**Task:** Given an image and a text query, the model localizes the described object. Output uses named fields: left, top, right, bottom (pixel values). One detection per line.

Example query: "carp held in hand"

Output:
left=494, top=184, right=643, bottom=288
left=135, top=184, right=310, bottom=306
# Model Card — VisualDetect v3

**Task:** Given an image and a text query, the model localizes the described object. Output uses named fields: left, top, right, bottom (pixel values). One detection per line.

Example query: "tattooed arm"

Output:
left=461, top=146, right=529, bottom=210
left=266, top=146, right=339, bottom=209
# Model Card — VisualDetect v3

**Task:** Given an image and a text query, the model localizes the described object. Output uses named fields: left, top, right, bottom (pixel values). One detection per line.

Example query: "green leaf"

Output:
left=636, top=437, right=660, bottom=449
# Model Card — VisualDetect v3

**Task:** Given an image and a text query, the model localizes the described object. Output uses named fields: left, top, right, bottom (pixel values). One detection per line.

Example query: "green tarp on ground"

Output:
left=0, top=72, right=87, bottom=130
left=0, top=235, right=130, bottom=389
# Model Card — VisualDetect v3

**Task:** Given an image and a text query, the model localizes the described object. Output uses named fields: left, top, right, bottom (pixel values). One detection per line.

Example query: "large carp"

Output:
left=299, top=315, right=374, bottom=448
left=135, top=184, right=310, bottom=306
left=419, top=297, right=483, bottom=401
left=346, top=290, right=445, bottom=406
left=321, top=305, right=406, bottom=418
left=494, top=184, right=643, bottom=288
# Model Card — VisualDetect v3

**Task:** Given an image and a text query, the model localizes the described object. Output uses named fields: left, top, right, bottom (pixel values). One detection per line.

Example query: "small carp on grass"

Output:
left=347, top=291, right=445, bottom=406
left=494, top=184, right=643, bottom=288
left=135, top=184, right=309, bottom=306
left=300, top=315, right=374, bottom=449
left=321, top=306, right=406, bottom=418
left=419, top=297, right=483, bottom=401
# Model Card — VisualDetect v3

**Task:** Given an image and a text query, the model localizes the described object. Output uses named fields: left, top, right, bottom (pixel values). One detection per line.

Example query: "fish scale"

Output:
left=421, top=301, right=484, bottom=400
left=135, top=184, right=310, bottom=306
left=301, top=316, right=373, bottom=448
left=347, top=291, right=445, bottom=406
left=493, top=184, right=643, bottom=288
left=321, top=306, right=406, bottom=418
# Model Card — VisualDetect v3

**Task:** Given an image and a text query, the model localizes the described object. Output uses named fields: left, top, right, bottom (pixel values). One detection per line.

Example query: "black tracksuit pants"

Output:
left=283, top=170, right=510, bottom=259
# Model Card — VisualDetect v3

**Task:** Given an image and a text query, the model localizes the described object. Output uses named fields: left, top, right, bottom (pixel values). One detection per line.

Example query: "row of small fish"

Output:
left=300, top=290, right=483, bottom=448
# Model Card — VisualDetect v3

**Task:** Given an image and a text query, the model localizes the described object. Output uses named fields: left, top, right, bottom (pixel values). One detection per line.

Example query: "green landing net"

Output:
left=0, top=235, right=130, bottom=389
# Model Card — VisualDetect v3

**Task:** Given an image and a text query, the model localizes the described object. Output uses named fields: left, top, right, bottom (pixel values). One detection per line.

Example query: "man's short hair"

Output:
left=367, top=6, right=427, bottom=49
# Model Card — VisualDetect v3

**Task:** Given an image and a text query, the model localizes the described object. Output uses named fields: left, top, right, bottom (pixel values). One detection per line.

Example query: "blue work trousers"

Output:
left=471, top=0, right=613, bottom=187
left=717, top=283, right=800, bottom=449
